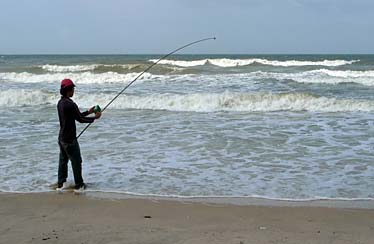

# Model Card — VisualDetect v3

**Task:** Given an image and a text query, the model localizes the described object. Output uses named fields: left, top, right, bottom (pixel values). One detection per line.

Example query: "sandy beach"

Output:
left=0, top=193, right=373, bottom=244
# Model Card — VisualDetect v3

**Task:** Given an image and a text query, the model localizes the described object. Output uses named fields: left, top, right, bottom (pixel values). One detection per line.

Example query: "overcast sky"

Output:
left=1, top=0, right=373, bottom=54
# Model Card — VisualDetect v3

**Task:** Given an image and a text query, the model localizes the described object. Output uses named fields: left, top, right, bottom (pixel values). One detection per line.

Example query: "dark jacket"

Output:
left=57, top=97, right=95, bottom=143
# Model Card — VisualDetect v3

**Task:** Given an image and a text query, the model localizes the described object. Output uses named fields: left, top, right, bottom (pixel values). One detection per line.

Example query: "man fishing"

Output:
left=56, top=78, right=101, bottom=192
left=54, top=38, right=215, bottom=193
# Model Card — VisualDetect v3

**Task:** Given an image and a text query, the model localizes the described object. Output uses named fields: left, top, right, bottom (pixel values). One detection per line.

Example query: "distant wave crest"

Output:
left=38, top=59, right=358, bottom=72
left=149, top=58, right=359, bottom=67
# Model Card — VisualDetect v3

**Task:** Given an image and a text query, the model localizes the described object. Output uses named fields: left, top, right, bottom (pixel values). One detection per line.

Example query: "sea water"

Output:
left=0, top=54, right=373, bottom=200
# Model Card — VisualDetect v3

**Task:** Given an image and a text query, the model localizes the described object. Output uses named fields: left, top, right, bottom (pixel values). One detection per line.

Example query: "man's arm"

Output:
left=73, top=104, right=95, bottom=123
left=80, top=106, right=95, bottom=117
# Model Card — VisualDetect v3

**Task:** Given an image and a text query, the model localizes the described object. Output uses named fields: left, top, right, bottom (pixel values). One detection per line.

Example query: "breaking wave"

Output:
left=307, top=69, right=374, bottom=78
left=0, top=71, right=155, bottom=84
left=39, top=64, right=184, bottom=73
left=149, top=58, right=359, bottom=67
left=255, top=70, right=374, bottom=86
left=1, top=89, right=373, bottom=112
left=40, top=64, right=99, bottom=72
left=1, top=69, right=374, bottom=86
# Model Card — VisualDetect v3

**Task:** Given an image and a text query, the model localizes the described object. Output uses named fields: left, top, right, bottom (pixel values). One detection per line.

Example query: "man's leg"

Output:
left=58, top=141, right=69, bottom=185
left=66, top=140, right=84, bottom=187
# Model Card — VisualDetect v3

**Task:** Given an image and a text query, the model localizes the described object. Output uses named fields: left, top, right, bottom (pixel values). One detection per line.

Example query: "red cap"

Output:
left=61, top=79, right=75, bottom=89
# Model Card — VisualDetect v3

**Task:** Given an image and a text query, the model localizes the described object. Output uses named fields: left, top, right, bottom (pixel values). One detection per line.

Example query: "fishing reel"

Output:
left=93, top=105, right=101, bottom=113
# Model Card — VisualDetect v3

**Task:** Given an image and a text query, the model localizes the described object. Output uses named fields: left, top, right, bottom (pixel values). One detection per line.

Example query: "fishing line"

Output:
left=77, top=37, right=216, bottom=139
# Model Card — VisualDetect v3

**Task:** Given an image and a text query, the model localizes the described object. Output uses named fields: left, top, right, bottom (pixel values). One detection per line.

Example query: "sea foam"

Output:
left=2, top=89, right=373, bottom=112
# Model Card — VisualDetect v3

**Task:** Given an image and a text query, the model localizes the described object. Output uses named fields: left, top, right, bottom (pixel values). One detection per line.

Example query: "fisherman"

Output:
left=56, top=79, right=101, bottom=192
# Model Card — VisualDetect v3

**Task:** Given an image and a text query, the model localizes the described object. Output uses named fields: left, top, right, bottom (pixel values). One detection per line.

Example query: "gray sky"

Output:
left=1, top=0, right=373, bottom=54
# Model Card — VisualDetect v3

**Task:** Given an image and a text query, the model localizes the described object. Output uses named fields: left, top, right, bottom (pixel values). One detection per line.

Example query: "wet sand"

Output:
left=1, top=192, right=373, bottom=244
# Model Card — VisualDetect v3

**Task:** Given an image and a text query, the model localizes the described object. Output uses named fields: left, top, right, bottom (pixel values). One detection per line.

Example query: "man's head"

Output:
left=60, top=79, right=75, bottom=97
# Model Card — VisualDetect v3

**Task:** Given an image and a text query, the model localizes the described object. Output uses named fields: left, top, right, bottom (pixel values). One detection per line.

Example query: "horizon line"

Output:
left=1, top=53, right=374, bottom=56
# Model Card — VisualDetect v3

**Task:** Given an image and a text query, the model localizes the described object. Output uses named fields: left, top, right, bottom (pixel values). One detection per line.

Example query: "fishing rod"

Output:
left=77, top=37, right=216, bottom=139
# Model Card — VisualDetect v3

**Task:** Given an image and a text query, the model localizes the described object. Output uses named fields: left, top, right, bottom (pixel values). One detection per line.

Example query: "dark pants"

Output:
left=58, top=139, right=84, bottom=186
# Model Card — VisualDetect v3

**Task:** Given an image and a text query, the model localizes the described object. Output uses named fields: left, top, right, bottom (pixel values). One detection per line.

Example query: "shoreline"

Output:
left=1, top=192, right=373, bottom=244
left=87, top=191, right=374, bottom=210
left=2, top=190, right=374, bottom=209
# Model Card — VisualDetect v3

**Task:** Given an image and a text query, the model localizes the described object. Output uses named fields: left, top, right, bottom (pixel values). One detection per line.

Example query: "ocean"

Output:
left=0, top=54, right=373, bottom=201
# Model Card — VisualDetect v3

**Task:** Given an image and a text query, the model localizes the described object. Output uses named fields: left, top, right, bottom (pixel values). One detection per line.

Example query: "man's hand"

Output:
left=88, top=106, right=95, bottom=114
left=95, top=112, right=102, bottom=119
